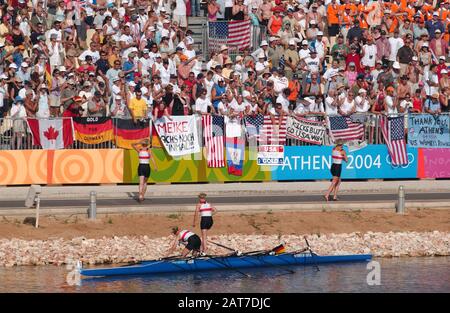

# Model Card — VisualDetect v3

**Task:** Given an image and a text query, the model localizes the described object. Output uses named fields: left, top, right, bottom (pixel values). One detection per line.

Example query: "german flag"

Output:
left=45, top=61, right=52, bottom=88
left=151, top=123, right=163, bottom=148
left=73, top=117, right=114, bottom=144
left=114, top=118, right=150, bottom=149
left=272, top=244, right=286, bottom=255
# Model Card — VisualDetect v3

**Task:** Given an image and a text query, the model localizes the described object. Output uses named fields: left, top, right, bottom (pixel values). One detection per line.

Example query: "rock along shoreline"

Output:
left=0, top=231, right=449, bottom=267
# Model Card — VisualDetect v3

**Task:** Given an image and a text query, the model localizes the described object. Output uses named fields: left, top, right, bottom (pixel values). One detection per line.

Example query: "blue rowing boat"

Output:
left=79, top=252, right=372, bottom=277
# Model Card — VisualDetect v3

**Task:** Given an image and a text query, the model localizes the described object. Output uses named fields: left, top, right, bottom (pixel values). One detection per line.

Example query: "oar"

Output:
left=121, top=255, right=188, bottom=267
left=304, top=236, right=320, bottom=272
left=205, top=254, right=252, bottom=278
left=208, top=240, right=240, bottom=254
left=209, top=241, right=274, bottom=257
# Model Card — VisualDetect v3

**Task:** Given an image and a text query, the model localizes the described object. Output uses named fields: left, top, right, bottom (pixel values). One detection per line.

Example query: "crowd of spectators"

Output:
left=0, top=0, right=449, bottom=145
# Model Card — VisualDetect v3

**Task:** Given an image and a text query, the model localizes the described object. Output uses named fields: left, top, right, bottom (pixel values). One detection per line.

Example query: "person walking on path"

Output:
left=325, top=142, right=348, bottom=202
left=131, top=139, right=158, bottom=202
left=193, top=192, right=217, bottom=254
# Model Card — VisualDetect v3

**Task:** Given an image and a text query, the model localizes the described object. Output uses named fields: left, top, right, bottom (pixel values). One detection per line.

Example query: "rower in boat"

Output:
left=193, top=192, right=216, bottom=254
left=165, top=227, right=202, bottom=258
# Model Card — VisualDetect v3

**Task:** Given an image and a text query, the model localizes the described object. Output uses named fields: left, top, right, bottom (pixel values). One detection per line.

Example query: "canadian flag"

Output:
left=27, top=118, right=74, bottom=149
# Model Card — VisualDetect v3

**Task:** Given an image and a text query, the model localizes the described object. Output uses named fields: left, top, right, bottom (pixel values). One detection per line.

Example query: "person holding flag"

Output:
left=193, top=192, right=217, bottom=254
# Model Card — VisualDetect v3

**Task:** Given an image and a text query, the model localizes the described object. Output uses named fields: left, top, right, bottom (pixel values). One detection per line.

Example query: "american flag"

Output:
left=208, top=20, right=251, bottom=51
left=202, top=115, right=225, bottom=167
left=258, top=115, right=288, bottom=145
left=244, top=114, right=265, bottom=138
left=328, top=116, right=365, bottom=141
left=380, top=115, right=408, bottom=166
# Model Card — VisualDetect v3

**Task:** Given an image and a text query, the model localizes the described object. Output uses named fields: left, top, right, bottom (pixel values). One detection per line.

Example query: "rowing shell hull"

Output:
left=80, top=253, right=372, bottom=277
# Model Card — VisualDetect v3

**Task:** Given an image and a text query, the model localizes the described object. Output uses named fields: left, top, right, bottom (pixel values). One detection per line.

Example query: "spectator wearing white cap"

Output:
left=48, top=33, right=64, bottom=71
left=425, top=11, right=445, bottom=39
left=16, top=62, right=30, bottom=83
left=430, top=29, right=448, bottom=60
left=405, top=56, right=422, bottom=92
left=305, top=19, right=319, bottom=41
left=217, top=45, right=230, bottom=67
left=267, top=37, right=285, bottom=69
left=418, top=42, right=432, bottom=73
left=138, top=49, right=153, bottom=78
left=311, top=31, right=329, bottom=61
left=251, top=40, right=269, bottom=61
left=355, top=89, right=370, bottom=113
left=111, top=94, right=131, bottom=118
left=255, top=52, right=269, bottom=75
left=283, top=39, right=300, bottom=80
left=34, top=83, right=49, bottom=119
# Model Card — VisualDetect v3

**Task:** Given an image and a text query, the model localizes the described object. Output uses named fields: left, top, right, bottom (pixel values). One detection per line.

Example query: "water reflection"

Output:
left=0, top=257, right=448, bottom=293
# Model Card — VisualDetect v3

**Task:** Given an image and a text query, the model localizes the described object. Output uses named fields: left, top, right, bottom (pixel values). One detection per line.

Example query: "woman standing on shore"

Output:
left=193, top=193, right=216, bottom=254
left=325, top=142, right=348, bottom=202
left=131, top=139, right=158, bottom=202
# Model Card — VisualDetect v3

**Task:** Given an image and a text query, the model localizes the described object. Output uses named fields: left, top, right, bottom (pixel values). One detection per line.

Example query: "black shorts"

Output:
left=328, top=24, right=340, bottom=37
left=185, top=235, right=201, bottom=251
left=200, top=216, right=214, bottom=230
left=330, top=163, right=342, bottom=178
left=138, top=164, right=151, bottom=178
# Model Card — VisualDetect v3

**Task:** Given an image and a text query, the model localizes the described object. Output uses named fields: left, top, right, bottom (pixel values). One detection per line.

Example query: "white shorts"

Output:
left=173, top=14, right=187, bottom=28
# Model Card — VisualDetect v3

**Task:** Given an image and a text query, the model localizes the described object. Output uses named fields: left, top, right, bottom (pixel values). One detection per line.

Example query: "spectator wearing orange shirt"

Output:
left=288, top=73, right=300, bottom=110
left=327, top=0, right=341, bottom=43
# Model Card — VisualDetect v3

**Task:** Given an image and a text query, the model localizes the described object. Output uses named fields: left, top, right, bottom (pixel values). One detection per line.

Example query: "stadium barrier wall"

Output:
left=0, top=146, right=449, bottom=185
left=0, top=149, right=123, bottom=185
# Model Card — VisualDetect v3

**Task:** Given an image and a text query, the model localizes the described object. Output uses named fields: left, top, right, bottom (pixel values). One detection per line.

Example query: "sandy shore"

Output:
left=0, top=210, right=449, bottom=266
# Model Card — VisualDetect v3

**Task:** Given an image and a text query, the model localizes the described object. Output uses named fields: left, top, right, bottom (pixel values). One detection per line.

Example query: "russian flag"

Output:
left=225, top=136, right=245, bottom=176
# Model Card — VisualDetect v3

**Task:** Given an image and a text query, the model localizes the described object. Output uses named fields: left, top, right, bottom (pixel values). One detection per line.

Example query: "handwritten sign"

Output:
left=408, top=114, right=450, bottom=148
left=286, top=116, right=326, bottom=145
left=155, top=116, right=200, bottom=156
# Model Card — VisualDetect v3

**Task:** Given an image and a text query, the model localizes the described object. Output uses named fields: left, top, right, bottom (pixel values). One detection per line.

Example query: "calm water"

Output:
left=0, top=257, right=448, bottom=293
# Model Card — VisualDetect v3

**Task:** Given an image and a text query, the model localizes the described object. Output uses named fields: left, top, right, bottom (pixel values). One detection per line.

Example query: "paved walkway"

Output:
left=0, top=180, right=449, bottom=216
left=0, top=180, right=448, bottom=200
